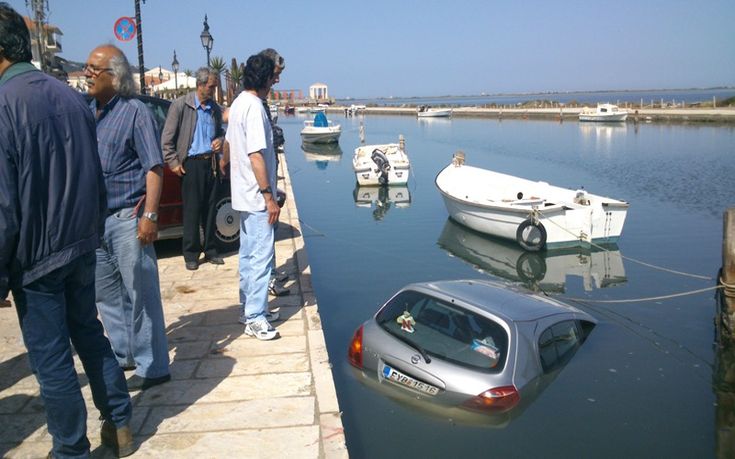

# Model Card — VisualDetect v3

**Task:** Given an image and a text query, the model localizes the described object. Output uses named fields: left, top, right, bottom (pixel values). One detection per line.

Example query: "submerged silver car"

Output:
left=348, top=279, right=596, bottom=425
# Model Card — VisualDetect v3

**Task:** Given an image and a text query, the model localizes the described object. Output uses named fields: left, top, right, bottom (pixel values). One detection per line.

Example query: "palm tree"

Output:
left=209, top=56, right=226, bottom=104
left=228, top=58, right=242, bottom=100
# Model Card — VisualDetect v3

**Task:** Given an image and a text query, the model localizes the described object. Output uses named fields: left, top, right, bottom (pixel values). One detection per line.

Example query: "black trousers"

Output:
left=181, top=155, right=220, bottom=262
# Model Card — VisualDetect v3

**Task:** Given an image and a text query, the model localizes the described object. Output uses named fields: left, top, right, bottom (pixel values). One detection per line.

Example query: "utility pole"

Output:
left=28, top=0, right=48, bottom=72
left=135, top=0, right=146, bottom=94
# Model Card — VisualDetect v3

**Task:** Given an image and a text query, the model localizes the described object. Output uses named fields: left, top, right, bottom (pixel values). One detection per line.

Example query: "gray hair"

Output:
left=258, top=48, right=285, bottom=70
left=195, top=67, right=217, bottom=86
left=108, top=49, right=136, bottom=98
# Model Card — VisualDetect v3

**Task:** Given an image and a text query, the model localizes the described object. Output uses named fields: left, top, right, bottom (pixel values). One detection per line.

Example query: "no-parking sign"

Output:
left=114, top=17, right=137, bottom=42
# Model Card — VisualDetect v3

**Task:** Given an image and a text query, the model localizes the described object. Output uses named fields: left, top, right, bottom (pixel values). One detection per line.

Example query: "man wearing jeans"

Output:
left=0, top=4, right=133, bottom=456
left=225, top=54, right=279, bottom=340
left=85, top=44, right=171, bottom=390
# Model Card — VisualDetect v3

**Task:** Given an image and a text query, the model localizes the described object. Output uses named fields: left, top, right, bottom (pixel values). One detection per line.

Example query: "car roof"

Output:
left=406, top=279, right=588, bottom=322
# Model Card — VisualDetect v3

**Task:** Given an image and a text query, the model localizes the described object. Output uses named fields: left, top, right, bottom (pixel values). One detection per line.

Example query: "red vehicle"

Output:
left=134, top=95, right=240, bottom=253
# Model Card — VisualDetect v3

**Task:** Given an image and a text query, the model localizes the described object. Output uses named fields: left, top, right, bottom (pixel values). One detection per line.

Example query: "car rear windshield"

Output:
left=376, top=290, right=509, bottom=373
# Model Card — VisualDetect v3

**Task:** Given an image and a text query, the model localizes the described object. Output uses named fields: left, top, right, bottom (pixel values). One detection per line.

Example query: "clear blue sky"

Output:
left=8, top=0, right=735, bottom=98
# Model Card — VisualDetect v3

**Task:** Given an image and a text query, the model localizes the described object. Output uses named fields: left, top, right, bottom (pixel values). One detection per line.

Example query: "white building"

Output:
left=309, top=82, right=329, bottom=102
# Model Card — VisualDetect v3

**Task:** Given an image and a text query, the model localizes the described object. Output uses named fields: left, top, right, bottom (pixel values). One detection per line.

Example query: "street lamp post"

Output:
left=171, top=50, right=179, bottom=92
left=200, top=14, right=213, bottom=67
left=157, top=67, right=163, bottom=95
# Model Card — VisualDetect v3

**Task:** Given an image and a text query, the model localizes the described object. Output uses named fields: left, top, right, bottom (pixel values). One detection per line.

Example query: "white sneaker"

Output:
left=244, top=319, right=278, bottom=340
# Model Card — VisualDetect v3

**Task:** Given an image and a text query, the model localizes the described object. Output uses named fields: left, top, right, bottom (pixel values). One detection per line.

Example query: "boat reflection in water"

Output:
left=437, top=218, right=626, bottom=292
left=301, top=142, right=343, bottom=170
left=353, top=185, right=411, bottom=221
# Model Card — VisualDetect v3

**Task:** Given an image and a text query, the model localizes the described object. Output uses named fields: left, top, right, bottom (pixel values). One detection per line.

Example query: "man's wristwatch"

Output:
left=142, top=211, right=158, bottom=223
left=259, top=186, right=273, bottom=195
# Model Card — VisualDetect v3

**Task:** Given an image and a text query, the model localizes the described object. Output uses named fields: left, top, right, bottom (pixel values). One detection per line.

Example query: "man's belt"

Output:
left=188, top=153, right=212, bottom=160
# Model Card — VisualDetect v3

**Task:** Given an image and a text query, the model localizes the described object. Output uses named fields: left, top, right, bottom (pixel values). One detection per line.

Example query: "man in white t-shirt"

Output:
left=224, top=55, right=279, bottom=340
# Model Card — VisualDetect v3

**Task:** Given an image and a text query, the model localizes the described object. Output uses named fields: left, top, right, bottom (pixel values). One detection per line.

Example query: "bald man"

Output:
left=85, top=44, right=171, bottom=394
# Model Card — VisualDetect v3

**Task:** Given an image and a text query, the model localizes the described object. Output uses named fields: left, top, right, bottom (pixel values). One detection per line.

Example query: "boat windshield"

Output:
left=376, top=290, right=509, bottom=373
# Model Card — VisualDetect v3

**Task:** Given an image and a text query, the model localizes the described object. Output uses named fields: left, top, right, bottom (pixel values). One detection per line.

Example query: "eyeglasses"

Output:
left=83, top=64, right=113, bottom=77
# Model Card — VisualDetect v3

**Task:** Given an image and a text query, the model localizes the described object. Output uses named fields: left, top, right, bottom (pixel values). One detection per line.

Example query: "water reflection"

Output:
left=437, top=219, right=626, bottom=292
left=301, top=142, right=343, bottom=170
left=353, top=185, right=411, bottom=221
left=578, top=122, right=628, bottom=156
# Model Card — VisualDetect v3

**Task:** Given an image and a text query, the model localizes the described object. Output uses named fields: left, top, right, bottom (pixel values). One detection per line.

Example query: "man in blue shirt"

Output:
left=161, top=68, right=225, bottom=270
left=85, top=44, right=171, bottom=393
left=0, top=4, right=133, bottom=457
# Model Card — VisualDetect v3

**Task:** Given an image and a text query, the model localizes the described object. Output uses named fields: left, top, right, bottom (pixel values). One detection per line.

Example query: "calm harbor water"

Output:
left=279, top=113, right=734, bottom=458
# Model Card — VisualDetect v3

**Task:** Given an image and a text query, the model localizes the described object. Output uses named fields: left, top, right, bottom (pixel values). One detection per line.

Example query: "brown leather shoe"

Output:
left=101, top=420, right=136, bottom=457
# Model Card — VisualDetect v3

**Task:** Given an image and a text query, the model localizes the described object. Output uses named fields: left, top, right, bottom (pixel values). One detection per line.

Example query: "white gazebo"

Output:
left=309, top=82, right=329, bottom=101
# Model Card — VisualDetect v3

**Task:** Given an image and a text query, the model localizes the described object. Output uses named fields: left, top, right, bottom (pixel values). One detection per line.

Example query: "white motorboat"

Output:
left=435, top=152, right=629, bottom=251
left=300, top=113, right=341, bottom=144
left=437, top=218, right=626, bottom=292
left=352, top=136, right=411, bottom=186
left=578, top=103, right=628, bottom=122
left=417, top=106, right=452, bottom=118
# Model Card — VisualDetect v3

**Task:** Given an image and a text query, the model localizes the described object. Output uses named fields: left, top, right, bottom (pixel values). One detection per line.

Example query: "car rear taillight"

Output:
left=348, top=325, right=364, bottom=369
left=462, top=385, right=520, bottom=413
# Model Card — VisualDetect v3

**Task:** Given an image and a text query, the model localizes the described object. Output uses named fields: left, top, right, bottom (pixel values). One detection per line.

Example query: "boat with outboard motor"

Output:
left=435, top=152, right=629, bottom=251
left=352, top=135, right=411, bottom=186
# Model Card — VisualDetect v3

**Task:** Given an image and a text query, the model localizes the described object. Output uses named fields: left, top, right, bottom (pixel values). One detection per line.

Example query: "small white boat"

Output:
left=352, top=136, right=411, bottom=186
left=435, top=152, right=629, bottom=251
left=579, top=103, right=628, bottom=122
left=417, top=106, right=452, bottom=118
left=295, top=106, right=310, bottom=114
left=300, top=114, right=341, bottom=144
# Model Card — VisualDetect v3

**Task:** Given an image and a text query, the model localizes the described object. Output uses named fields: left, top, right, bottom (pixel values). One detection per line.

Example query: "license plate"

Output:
left=382, top=364, right=439, bottom=396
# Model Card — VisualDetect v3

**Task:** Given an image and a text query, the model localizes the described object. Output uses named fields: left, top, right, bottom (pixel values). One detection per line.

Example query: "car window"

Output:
left=538, top=320, right=584, bottom=373
left=140, top=99, right=169, bottom=136
left=376, top=290, right=509, bottom=373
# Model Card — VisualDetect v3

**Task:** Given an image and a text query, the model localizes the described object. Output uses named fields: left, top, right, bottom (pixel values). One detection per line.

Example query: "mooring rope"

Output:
left=535, top=208, right=714, bottom=280
left=557, top=284, right=723, bottom=304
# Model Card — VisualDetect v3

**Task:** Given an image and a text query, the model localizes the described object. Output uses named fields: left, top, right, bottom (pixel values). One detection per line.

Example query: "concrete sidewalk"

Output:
left=0, top=153, right=347, bottom=458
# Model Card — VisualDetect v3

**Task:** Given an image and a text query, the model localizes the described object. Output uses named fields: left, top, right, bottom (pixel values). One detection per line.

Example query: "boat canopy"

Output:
left=314, top=112, right=328, bottom=127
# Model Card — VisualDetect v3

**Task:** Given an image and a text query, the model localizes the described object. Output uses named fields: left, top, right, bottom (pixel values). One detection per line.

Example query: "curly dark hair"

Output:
left=0, top=2, right=32, bottom=63
left=242, top=54, right=274, bottom=91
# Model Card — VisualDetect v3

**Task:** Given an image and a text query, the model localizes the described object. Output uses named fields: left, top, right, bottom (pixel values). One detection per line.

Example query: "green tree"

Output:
left=184, top=69, right=193, bottom=89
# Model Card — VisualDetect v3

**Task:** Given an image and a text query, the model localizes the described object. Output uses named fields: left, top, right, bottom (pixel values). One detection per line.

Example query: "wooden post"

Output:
left=721, top=208, right=735, bottom=340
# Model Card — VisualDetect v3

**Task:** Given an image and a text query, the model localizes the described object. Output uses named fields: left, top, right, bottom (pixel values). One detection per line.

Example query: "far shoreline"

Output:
left=320, top=105, right=735, bottom=124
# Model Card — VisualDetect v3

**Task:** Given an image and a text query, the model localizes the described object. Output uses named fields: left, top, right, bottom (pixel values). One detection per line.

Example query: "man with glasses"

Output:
left=161, top=67, right=225, bottom=270
left=0, top=4, right=133, bottom=457
left=84, top=44, right=171, bottom=393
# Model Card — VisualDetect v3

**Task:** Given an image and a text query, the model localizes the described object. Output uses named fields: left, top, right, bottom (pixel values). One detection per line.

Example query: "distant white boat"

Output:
left=300, top=113, right=341, bottom=144
left=579, top=103, right=628, bottom=122
left=295, top=106, right=310, bottom=114
left=417, top=106, right=452, bottom=118
left=353, top=136, right=411, bottom=186
left=435, top=152, right=629, bottom=251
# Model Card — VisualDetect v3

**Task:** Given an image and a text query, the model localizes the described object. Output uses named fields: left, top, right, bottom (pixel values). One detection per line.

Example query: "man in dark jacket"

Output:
left=161, top=67, right=225, bottom=270
left=0, top=3, right=134, bottom=457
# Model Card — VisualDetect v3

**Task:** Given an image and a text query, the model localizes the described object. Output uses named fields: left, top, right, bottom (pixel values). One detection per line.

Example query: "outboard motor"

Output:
left=371, top=149, right=391, bottom=185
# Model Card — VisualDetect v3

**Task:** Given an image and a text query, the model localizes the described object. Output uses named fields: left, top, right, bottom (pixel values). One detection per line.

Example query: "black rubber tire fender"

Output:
left=516, top=219, right=547, bottom=252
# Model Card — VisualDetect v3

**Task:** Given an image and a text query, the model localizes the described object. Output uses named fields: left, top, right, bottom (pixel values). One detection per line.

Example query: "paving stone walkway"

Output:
left=0, top=153, right=348, bottom=458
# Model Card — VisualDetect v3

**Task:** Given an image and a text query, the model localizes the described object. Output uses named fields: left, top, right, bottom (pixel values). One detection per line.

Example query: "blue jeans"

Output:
left=95, top=207, right=170, bottom=378
left=238, top=210, right=275, bottom=323
left=12, top=252, right=132, bottom=458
